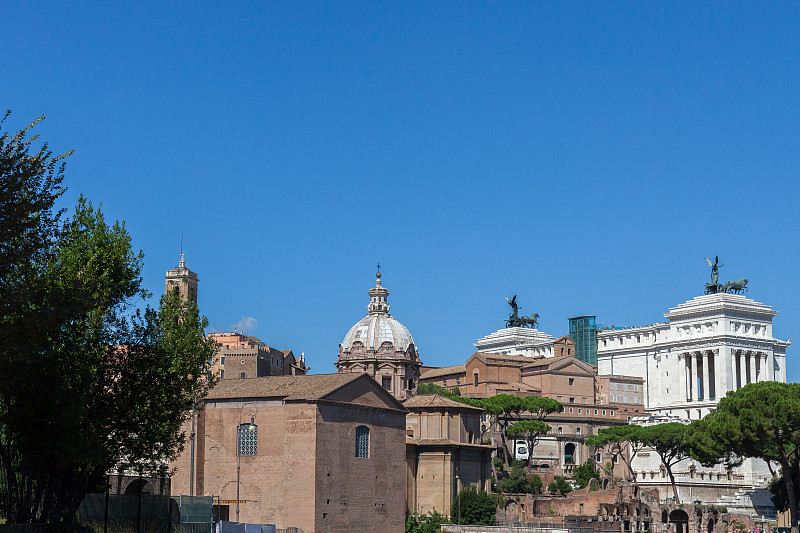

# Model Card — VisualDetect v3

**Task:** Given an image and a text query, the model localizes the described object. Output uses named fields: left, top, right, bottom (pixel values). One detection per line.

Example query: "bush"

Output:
left=548, top=476, right=572, bottom=495
left=493, top=456, right=504, bottom=470
left=495, top=465, right=542, bottom=494
left=406, top=511, right=449, bottom=533
left=451, top=486, right=496, bottom=525
left=573, top=458, right=601, bottom=489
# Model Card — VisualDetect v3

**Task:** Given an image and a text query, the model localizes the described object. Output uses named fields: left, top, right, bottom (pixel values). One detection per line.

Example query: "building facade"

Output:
left=170, top=374, right=408, bottom=533
left=336, top=272, right=422, bottom=400
left=597, top=293, right=791, bottom=512
left=209, top=332, right=308, bottom=379
left=404, top=394, right=493, bottom=516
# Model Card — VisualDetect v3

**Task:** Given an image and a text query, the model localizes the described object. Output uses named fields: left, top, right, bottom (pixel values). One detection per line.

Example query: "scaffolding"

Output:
left=568, top=315, right=597, bottom=367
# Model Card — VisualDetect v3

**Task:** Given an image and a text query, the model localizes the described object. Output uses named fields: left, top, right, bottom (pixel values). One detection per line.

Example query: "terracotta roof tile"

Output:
left=419, top=365, right=466, bottom=379
left=403, top=394, right=483, bottom=411
left=206, top=373, right=363, bottom=401
left=406, top=437, right=494, bottom=449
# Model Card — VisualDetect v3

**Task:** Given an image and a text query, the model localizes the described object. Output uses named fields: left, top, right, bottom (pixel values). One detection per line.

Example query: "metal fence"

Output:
left=78, top=493, right=177, bottom=533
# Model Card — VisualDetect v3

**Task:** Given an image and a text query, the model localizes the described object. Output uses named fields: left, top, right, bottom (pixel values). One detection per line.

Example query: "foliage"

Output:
left=586, top=424, right=646, bottom=486
left=416, top=382, right=453, bottom=396
left=493, top=456, right=504, bottom=471
left=572, top=458, right=601, bottom=489
left=450, top=486, right=496, bottom=526
left=480, top=394, right=562, bottom=468
left=495, top=464, right=542, bottom=494
left=405, top=511, right=449, bottom=533
left=688, top=382, right=800, bottom=533
left=638, top=422, right=690, bottom=504
left=548, top=476, right=572, bottom=495
left=506, top=419, right=550, bottom=468
left=0, top=116, right=217, bottom=527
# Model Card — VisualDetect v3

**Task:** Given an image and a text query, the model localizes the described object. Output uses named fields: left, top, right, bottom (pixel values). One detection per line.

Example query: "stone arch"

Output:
left=669, top=509, right=690, bottom=533
left=125, top=478, right=149, bottom=495
left=505, top=499, right=518, bottom=518
left=602, top=478, right=610, bottom=490
left=564, top=442, right=576, bottom=464
left=662, top=510, right=669, bottom=523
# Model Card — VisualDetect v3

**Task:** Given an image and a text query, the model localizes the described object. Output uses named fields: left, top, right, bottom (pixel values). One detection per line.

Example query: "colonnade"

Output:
left=678, top=349, right=768, bottom=402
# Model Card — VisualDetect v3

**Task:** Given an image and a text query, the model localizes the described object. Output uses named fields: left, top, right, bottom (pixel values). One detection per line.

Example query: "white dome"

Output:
left=341, top=313, right=415, bottom=353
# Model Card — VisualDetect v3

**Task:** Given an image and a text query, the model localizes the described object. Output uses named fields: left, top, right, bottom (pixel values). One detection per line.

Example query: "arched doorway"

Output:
left=125, top=478, right=150, bottom=495
left=669, top=509, right=690, bottom=533
left=564, top=443, right=576, bottom=464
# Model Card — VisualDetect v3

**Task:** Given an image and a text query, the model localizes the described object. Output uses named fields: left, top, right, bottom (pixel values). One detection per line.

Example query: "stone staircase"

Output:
left=714, top=484, right=777, bottom=520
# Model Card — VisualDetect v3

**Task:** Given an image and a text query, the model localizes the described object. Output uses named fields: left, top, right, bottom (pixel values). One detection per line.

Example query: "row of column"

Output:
left=732, top=349, right=767, bottom=390
left=679, top=349, right=767, bottom=402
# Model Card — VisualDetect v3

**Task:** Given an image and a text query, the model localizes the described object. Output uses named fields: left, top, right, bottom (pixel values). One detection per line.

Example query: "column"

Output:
left=679, top=353, right=688, bottom=402
left=701, top=351, right=711, bottom=401
left=734, top=350, right=741, bottom=389
left=685, top=353, right=693, bottom=401
left=692, top=352, right=703, bottom=400
left=758, top=352, right=767, bottom=382
left=709, top=349, right=718, bottom=399
left=748, top=351, right=757, bottom=385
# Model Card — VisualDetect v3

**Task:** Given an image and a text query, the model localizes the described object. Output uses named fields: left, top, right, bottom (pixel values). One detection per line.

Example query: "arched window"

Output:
left=355, top=426, right=369, bottom=458
left=557, top=427, right=563, bottom=435
left=473, top=373, right=479, bottom=387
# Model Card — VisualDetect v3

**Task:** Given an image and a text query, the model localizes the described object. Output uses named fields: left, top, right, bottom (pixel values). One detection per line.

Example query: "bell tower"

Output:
left=165, top=252, right=198, bottom=304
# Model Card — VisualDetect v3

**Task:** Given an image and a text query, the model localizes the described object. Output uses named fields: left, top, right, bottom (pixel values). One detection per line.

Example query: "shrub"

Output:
left=451, top=486, right=496, bottom=525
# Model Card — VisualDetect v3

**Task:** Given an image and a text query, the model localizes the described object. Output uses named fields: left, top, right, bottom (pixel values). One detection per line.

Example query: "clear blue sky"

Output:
left=3, top=2, right=799, bottom=378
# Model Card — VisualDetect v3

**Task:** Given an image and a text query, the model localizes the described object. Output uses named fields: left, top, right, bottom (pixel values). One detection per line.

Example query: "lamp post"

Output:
left=236, top=403, right=257, bottom=523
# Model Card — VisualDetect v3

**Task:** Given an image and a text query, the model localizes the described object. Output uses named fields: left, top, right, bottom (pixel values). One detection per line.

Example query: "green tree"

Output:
left=405, top=511, right=449, bottom=533
left=687, top=382, right=800, bottom=533
left=572, top=458, right=601, bottom=489
left=548, top=476, right=572, bottom=495
left=481, top=395, right=562, bottom=468
left=639, top=422, right=690, bottom=504
left=451, top=486, right=496, bottom=526
left=0, top=117, right=217, bottom=527
left=505, top=419, right=550, bottom=468
left=495, top=463, right=543, bottom=494
left=586, top=424, right=646, bottom=487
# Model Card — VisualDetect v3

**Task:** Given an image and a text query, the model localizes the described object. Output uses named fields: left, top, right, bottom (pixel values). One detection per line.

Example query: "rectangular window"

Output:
left=613, top=394, right=617, bottom=402
left=356, top=426, right=369, bottom=458
left=382, top=377, right=391, bottom=390
left=220, top=369, right=224, bottom=379
left=569, top=378, right=574, bottom=386
left=569, top=407, right=574, bottom=413
left=569, top=398, right=575, bottom=403
left=240, top=372, right=246, bottom=379
left=221, top=356, right=225, bottom=365
left=237, top=424, right=258, bottom=455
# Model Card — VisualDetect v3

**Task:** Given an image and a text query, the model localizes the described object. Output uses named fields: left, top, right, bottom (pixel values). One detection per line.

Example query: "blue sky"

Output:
left=3, top=2, right=799, bottom=377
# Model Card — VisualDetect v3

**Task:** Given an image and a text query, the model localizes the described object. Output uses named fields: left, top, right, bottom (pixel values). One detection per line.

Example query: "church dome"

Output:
left=341, top=313, right=415, bottom=354
left=338, top=272, right=418, bottom=360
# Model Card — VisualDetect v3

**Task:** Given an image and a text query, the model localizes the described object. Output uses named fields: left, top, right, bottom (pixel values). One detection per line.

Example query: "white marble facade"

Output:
left=474, top=327, right=558, bottom=357
left=596, top=293, right=789, bottom=421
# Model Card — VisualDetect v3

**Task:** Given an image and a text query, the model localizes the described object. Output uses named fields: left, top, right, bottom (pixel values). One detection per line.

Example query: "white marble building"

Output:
left=474, top=327, right=559, bottom=357
left=596, top=293, right=790, bottom=421
left=597, top=293, right=791, bottom=511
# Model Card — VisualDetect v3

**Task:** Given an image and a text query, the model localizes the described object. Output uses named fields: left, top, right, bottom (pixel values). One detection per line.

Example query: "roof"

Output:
left=419, top=365, right=466, bottom=379
left=404, top=394, right=483, bottom=411
left=207, top=373, right=364, bottom=402
left=406, top=437, right=494, bottom=449
left=522, top=354, right=596, bottom=373
left=469, top=351, right=540, bottom=365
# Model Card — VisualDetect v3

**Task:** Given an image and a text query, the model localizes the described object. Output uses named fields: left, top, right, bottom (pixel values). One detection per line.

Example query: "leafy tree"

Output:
left=405, top=511, right=449, bottom=533
left=506, top=419, right=550, bottom=468
left=481, top=394, right=562, bottom=468
left=495, top=464, right=543, bottom=494
left=586, top=424, right=646, bottom=487
left=572, top=458, right=601, bottom=489
left=687, top=382, right=800, bottom=533
left=0, top=117, right=217, bottom=527
left=548, top=476, right=572, bottom=495
left=638, top=422, right=690, bottom=504
left=416, top=382, right=453, bottom=396
left=450, top=486, right=496, bottom=526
